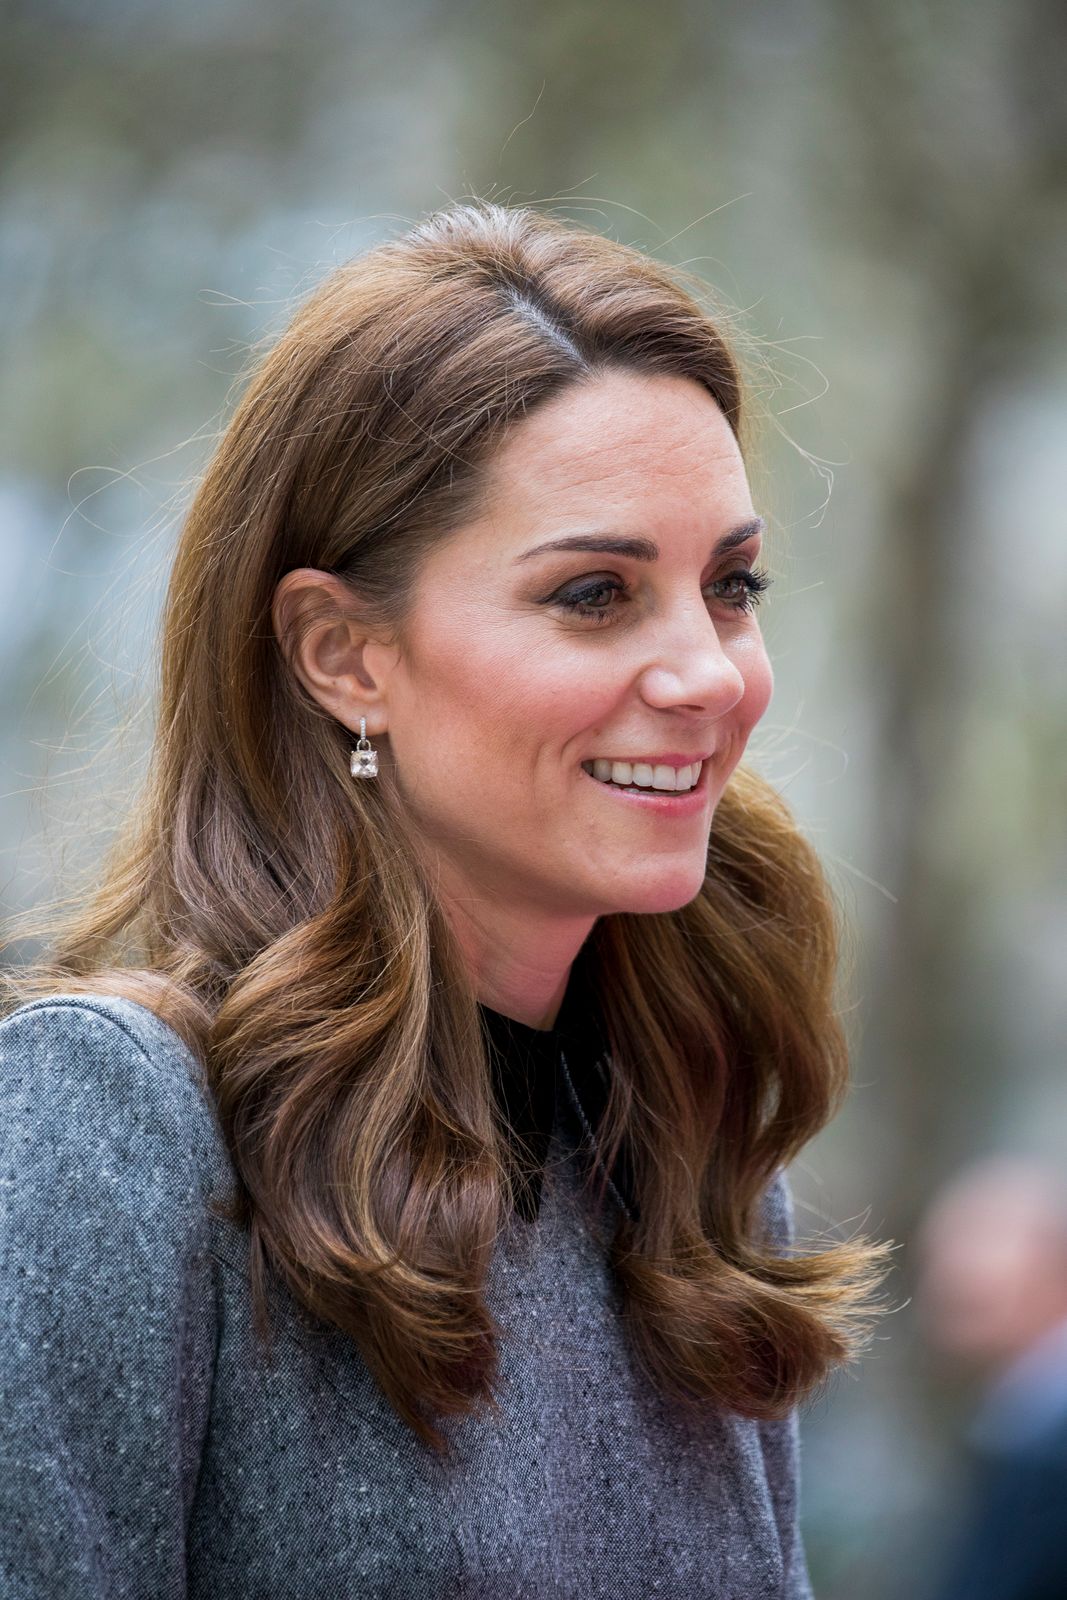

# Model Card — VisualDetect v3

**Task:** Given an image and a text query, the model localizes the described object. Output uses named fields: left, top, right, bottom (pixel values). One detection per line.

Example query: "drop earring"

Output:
left=350, top=717, right=378, bottom=779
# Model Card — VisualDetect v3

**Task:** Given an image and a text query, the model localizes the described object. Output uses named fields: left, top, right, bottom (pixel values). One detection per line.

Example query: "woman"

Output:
left=0, top=201, right=889, bottom=1597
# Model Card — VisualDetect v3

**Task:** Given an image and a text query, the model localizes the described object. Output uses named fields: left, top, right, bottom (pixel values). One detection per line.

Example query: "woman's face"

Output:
left=371, top=367, right=774, bottom=928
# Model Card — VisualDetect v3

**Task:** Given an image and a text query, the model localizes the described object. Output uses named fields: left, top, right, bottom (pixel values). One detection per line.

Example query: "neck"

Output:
left=436, top=872, right=596, bottom=1031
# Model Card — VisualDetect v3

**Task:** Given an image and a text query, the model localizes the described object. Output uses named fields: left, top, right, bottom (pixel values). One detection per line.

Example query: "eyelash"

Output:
left=549, top=566, right=774, bottom=627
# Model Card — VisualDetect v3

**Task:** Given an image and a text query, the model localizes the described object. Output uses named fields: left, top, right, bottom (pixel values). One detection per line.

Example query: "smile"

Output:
left=579, top=758, right=704, bottom=794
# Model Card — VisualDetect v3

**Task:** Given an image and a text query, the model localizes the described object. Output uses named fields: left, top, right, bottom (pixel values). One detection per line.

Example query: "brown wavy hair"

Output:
left=1, top=200, right=892, bottom=1452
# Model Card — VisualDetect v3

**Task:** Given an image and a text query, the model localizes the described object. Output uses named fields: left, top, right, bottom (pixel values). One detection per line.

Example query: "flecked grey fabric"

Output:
left=0, top=994, right=815, bottom=1598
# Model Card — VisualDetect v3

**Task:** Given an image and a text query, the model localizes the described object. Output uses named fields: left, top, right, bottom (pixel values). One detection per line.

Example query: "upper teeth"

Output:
left=580, top=759, right=702, bottom=792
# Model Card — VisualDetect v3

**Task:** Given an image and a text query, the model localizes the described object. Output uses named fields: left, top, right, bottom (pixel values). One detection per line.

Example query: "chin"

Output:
left=598, top=861, right=710, bottom=918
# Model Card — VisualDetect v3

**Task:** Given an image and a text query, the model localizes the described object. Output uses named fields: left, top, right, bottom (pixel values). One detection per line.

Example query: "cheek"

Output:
left=713, top=641, right=773, bottom=781
left=743, top=646, right=774, bottom=726
left=727, top=630, right=774, bottom=735
left=395, top=614, right=571, bottom=781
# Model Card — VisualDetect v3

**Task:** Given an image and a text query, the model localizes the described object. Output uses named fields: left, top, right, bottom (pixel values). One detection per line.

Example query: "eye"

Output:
left=547, top=567, right=773, bottom=628
left=714, top=567, right=773, bottom=613
left=554, top=578, right=625, bottom=625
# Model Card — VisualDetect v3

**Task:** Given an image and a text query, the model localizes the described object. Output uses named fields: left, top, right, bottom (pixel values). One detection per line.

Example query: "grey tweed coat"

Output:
left=0, top=993, right=815, bottom=1598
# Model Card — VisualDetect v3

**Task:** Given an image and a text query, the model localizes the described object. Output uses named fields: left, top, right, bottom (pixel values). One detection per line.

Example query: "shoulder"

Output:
left=0, top=996, right=231, bottom=1590
left=0, top=992, right=234, bottom=1215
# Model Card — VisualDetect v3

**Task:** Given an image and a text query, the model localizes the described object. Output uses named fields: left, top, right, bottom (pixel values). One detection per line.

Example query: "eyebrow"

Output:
left=513, top=516, right=765, bottom=565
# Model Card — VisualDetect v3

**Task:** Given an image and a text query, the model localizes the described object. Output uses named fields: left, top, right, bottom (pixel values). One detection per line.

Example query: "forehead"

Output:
left=481, top=368, right=749, bottom=520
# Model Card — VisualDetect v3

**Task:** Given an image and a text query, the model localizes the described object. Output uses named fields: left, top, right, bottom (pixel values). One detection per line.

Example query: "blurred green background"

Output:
left=2, top=2, right=1065, bottom=1593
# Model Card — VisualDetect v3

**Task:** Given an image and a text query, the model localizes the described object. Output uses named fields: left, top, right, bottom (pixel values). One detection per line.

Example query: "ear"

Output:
left=271, top=568, right=399, bottom=738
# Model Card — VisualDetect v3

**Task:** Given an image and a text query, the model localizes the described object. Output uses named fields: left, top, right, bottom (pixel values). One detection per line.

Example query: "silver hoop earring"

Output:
left=350, top=717, right=378, bottom=779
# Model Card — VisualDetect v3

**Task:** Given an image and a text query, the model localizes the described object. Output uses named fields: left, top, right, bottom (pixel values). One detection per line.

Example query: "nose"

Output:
left=637, top=604, right=749, bottom=718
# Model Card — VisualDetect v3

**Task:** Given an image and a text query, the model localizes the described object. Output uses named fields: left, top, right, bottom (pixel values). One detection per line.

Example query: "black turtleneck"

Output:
left=476, top=944, right=634, bottom=1224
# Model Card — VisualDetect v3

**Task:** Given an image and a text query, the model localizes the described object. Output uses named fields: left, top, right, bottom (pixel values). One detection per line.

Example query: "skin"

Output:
left=915, top=1160, right=1067, bottom=1377
left=274, top=368, right=774, bottom=1029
